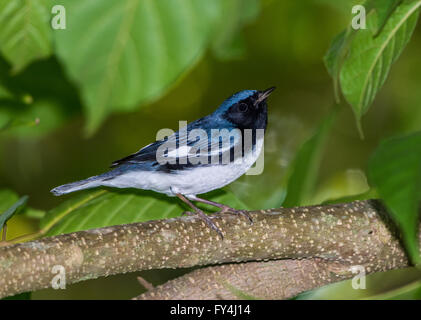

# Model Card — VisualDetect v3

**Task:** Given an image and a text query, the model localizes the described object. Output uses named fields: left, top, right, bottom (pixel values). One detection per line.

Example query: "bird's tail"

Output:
left=51, top=172, right=113, bottom=196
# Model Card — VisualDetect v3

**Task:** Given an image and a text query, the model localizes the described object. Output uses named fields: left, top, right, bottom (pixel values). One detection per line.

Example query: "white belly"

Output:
left=105, top=138, right=264, bottom=196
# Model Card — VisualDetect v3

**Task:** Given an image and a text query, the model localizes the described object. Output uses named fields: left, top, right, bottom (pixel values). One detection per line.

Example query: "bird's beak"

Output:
left=255, top=87, right=276, bottom=105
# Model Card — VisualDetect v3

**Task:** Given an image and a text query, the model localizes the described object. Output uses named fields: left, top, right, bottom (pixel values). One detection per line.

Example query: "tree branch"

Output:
left=134, top=258, right=410, bottom=300
left=0, top=200, right=413, bottom=298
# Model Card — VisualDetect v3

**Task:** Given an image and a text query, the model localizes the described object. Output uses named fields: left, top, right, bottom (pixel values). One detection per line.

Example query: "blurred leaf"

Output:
left=366, top=0, right=404, bottom=35
left=315, top=0, right=362, bottom=13
left=0, top=195, right=28, bottom=231
left=363, top=279, right=421, bottom=299
left=324, top=0, right=403, bottom=102
left=0, top=83, right=12, bottom=99
left=230, top=117, right=305, bottom=210
left=0, top=57, right=83, bottom=137
left=40, top=189, right=107, bottom=232
left=324, top=28, right=354, bottom=102
left=42, top=188, right=248, bottom=236
left=322, top=188, right=377, bottom=205
left=0, top=189, right=21, bottom=213
left=296, top=267, right=421, bottom=300
left=0, top=116, right=39, bottom=133
left=0, top=0, right=52, bottom=73
left=22, top=207, right=45, bottom=219
left=313, top=169, right=371, bottom=204
left=283, top=110, right=336, bottom=207
left=231, top=176, right=287, bottom=210
left=0, top=99, right=68, bottom=136
left=54, top=0, right=256, bottom=134
left=0, top=56, right=83, bottom=112
left=211, top=0, right=259, bottom=60
left=368, top=131, right=421, bottom=264
left=0, top=189, right=45, bottom=219
left=2, top=292, right=31, bottom=300
left=339, top=0, right=420, bottom=135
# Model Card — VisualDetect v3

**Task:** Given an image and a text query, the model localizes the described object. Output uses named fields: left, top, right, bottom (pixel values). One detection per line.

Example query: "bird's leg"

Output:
left=175, top=193, right=224, bottom=239
left=187, top=195, right=253, bottom=225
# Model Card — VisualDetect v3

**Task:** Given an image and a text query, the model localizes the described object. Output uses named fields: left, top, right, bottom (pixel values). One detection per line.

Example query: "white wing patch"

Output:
left=167, top=145, right=192, bottom=158
left=157, top=127, right=243, bottom=162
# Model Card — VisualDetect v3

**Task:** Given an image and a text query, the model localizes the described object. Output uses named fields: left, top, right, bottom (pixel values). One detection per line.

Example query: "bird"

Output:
left=51, top=87, right=275, bottom=238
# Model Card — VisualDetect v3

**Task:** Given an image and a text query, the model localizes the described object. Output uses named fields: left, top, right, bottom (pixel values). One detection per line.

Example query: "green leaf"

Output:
left=211, top=0, right=259, bottom=60
left=363, top=279, right=421, bottom=299
left=0, top=116, right=39, bottom=133
left=368, top=131, right=421, bottom=264
left=339, top=0, right=420, bottom=134
left=0, top=0, right=52, bottom=73
left=295, top=267, right=421, bottom=300
left=0, top=195, right=28, bottom=231
left=312, top=169, right=371, bottom=204
left=324, top=0, right=403, bottom=102
left=0, top=189, right=21, bottom=213
left=324, top=28, right=354, bottom=102
left=0, top=99, right=69, bottom=136
left=0, top=189, right=44, bottom=219
left=41, top=188, right=248, bottom=236
left=322, top=189, right=378, bottom=205
left=283, top=110, right=336, bottom=207
left=0, top=83, right=12, bottom=99
left=54, top=0, right=256, bottom=134
left=366, top=0, right=404, bottom=35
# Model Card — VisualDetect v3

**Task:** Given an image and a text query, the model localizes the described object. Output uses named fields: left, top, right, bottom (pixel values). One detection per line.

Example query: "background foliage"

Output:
left=1, top=0, right=421, bottom=299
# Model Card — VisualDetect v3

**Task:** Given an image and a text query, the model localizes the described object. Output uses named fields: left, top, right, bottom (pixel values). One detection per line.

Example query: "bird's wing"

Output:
left=110, top=117, right=241, bottom=168
left=186, top=127, right=242, bottom=157
left=110, top=140, right=164, bottom=167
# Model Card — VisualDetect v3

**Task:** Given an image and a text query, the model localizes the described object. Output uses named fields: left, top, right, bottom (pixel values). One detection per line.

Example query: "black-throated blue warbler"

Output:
left=51, top=87, right=275, bottom=238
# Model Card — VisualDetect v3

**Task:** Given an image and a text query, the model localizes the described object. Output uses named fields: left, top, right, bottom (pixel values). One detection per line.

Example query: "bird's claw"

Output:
left=218, top=206, right=253, bottom=225
left=182, top=210, right=224, bottom=240
left=181, top=211, right=194, bottom=216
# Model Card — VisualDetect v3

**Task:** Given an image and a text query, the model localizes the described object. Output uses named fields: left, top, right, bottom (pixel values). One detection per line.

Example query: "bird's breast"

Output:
left=168, top=137, right=264, bottom=196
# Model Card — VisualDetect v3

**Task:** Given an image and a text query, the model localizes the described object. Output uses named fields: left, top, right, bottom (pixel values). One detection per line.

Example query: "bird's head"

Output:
left=214, top=87, right=275, bottom=129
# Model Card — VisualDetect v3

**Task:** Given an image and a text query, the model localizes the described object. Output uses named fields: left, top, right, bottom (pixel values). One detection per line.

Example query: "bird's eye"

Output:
left=238, top=103, right=248, bottom=113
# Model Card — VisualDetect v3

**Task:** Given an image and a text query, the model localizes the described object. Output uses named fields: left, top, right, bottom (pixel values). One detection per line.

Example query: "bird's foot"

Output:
left=217, top=206, right=253, bottom=225
left=182, top=210, right=224, bottom=239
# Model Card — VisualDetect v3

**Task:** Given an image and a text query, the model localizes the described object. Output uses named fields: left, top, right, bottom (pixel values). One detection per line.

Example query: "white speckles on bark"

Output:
left=134, top=258, right=377, bottom=300
left=0, top=200, right=417, bottom=298
left=64, top=245, right=84, bottom=269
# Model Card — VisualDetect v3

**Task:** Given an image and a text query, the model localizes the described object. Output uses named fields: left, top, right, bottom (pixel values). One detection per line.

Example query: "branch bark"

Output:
left=134, top=258, right=410, bottom=300
left=0, top=200, right=413, bottom=298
